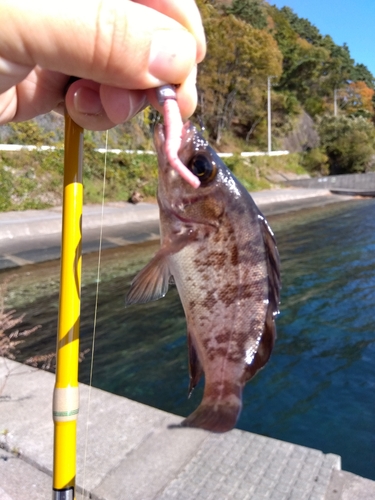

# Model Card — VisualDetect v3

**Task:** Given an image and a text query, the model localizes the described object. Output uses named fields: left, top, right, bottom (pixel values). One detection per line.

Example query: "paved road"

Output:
left=0, top=189, right=352, bottom=270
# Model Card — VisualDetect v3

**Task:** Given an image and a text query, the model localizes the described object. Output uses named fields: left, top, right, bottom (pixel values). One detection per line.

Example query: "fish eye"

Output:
left=188, top=154, right=217, bottom=185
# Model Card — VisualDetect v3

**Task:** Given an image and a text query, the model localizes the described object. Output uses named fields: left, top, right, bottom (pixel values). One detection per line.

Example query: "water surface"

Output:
left=2, top=198, right=374, bottom=480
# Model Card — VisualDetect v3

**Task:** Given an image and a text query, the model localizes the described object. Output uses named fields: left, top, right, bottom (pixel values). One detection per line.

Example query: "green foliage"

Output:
left=0, top=167, right=13, bottom=211
left=351, top=63, right=375, bottom=90
left=318, top=115, right=375, bottom=174
left=228, top=0, right=268, bottom=29
left=300, top=148, right=329, bottom=176
left=279, top=6, right=322, bottom=45
left=82, top=147, right=158, bottom=202
left=0, top=148, right=159, bottom=212
left=279, top=153, right=308, bottom=175
left=265, top=5, right=375, bottom=121
left=224, top=155, right=271, bottom=191
left=223, top=152, right=308, bottom=190
left=268, top=6, right=330, bottom=112
left=195, top=1, right=375, bottom=149
left=7, top=122, right=56, bottom=145
left=0, top=150, right=64, bottom=210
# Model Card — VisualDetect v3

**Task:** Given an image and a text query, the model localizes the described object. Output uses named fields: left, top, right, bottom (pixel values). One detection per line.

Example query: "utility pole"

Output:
left=334, top=88, right=338, bottom=117
left=267, top=76, right=274, bottom=154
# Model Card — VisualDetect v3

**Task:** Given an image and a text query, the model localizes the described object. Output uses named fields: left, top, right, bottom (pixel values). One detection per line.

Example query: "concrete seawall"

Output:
left=284, top=172, right=375, bottom=194
left=2, top=357, right=374, bottom=500
left=1, top=358, right=375, bottom=500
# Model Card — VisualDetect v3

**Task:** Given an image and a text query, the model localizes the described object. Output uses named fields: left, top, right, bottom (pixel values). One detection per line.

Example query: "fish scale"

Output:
left=127, top=122, right=280, bottom=432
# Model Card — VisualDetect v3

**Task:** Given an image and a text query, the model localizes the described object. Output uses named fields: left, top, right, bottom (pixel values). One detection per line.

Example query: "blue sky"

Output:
left=270, top=0, right=375, bottom=76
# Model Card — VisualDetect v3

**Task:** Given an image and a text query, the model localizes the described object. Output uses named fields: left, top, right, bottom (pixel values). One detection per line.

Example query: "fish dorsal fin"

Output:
left=126, top=250, right=171, bottom=305
left=242, top=211, right=281, bottom=383
left=258, top=211, right=281, bottom=313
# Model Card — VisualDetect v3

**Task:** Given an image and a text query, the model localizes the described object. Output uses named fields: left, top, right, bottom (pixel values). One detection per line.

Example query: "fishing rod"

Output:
left=52, top=111, right=83, bottom=500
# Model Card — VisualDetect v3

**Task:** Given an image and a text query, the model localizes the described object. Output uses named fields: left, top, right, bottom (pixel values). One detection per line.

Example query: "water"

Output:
left=2, top=198, right=375, bottom=480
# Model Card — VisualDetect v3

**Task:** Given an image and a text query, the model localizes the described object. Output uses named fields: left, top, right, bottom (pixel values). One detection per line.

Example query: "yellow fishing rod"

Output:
left=52, top=111, right=83, bottom=500
left=51, top=84, right=181, bottom=499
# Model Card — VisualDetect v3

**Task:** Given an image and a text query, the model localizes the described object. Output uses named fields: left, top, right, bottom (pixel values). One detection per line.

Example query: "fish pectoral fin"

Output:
left=187, top=330, right=203, bottom=397
left=126, top=252, right=171, bottom=305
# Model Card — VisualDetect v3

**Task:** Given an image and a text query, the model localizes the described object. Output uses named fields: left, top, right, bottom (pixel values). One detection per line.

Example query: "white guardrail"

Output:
left=0, top=144, right=289, bottom=157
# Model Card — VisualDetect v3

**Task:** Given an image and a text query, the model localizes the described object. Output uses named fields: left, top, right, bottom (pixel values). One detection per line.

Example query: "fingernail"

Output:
left=73, top=86, right=103, bottom=115
left=123, top=93, right=148, bottom=122
left=149, top=30, right=196, bottom=81
left=100, top=86, right=148, bottom=123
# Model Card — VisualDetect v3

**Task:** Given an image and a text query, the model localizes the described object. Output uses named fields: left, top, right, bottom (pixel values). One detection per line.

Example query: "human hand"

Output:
left=0, top=0, right=206, bottom=130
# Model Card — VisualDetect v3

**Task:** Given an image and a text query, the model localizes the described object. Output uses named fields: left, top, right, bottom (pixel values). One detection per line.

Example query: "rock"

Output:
left=129, top=191, right=143, bottom=204
left=282, top=111, right=319, bottom=153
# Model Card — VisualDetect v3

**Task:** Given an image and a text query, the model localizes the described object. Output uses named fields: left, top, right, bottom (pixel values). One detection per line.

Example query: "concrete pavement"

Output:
left=1, top=357, right=375, bottom=500
left=0, top=188, right=353, bottom=270
left=2, top=357, right=373, bottom=500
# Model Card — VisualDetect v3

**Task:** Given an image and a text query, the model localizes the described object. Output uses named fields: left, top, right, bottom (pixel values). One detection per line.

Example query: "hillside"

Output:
left=1, top=0, right=375, bottom=210
left=196, top=1, right=375, bottom=149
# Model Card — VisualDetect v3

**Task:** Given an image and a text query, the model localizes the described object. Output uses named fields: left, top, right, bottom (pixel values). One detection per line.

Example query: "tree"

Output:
left=267, top=6, right=331, bottom=115
left=318, top=115, right=375, bottom=174
left=340, top=81, right=375, bottom=116
left=228, top=0, right=268, bottom=30
left=320, top=40, right=354, bottom=94
left=280, top=6, right=322, bottom=46
left=267, top=5, right=375, bottom=120
left=351, top=63, right=375, bottom=90
left=197, top=7, right=282, bottom=144
left=7, top=121, right=55, bottom=145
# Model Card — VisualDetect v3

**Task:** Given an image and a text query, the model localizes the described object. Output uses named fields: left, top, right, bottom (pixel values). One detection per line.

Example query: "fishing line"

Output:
left=81, top=129, right=108, bottom=498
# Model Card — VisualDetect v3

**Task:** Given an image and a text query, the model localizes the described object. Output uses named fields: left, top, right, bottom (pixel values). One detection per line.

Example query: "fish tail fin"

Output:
left=181, top=400, right=241, bottom=433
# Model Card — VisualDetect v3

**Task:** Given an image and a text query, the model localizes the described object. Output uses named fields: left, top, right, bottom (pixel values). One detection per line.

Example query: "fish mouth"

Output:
left=154, top=121, right=196, bottom=164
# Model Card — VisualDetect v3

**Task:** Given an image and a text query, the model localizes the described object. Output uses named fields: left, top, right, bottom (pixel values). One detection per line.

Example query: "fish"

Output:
left=126, top=122, right=281, bottom=432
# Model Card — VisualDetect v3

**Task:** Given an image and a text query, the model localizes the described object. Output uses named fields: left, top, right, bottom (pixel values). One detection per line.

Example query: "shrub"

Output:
left=318, top=115, right=375, bottom=174
left=300, top=148, right=329, bottom=175
left=7, top=122, right=56, bottom=145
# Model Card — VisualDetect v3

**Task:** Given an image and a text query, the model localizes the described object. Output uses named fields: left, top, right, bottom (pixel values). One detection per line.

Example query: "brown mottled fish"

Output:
left=126, top=122, right=281, bottom=432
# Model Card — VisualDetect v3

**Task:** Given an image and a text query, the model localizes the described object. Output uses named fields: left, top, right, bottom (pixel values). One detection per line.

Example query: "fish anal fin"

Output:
left=187, top=330, right=203, bottom=397
left=182, top=401, right=241, bottom=433
left=126, top=251, right=170, bottom=305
